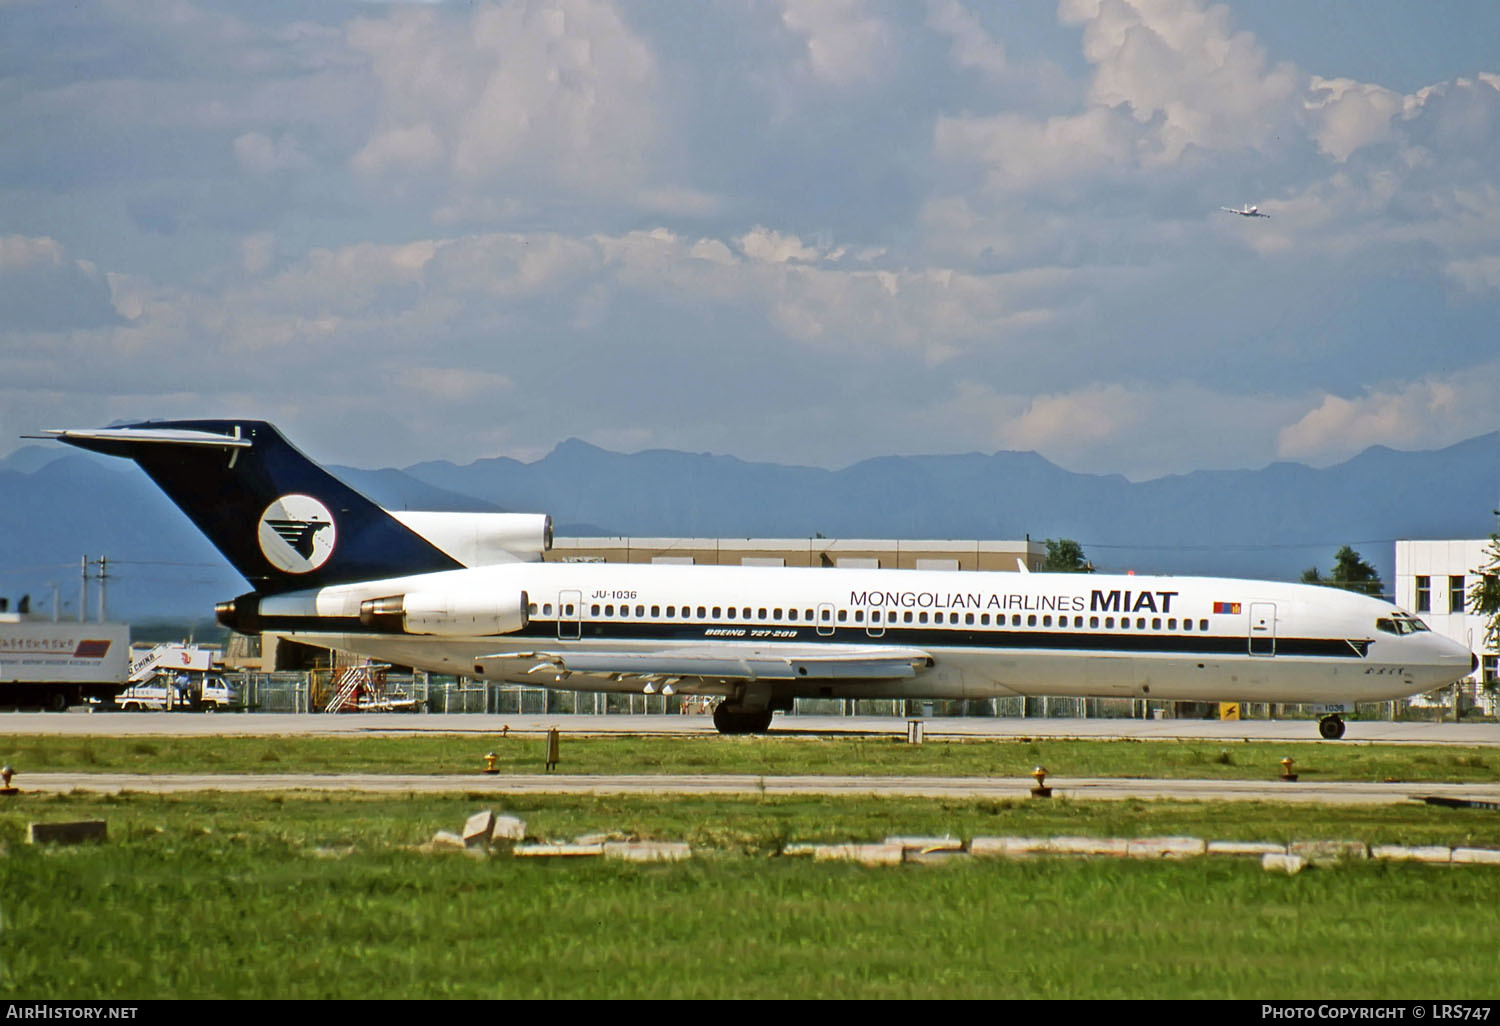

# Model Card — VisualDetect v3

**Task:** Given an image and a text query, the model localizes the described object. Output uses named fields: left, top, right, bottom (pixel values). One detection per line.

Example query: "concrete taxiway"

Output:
left=15, top=771, right=1500, bottom=806
left=2, top=710, right=1495, bottom=745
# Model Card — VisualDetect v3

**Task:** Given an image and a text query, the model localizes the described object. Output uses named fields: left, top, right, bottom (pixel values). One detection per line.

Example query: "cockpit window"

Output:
left=1376, top=613, right=1431, bottom=636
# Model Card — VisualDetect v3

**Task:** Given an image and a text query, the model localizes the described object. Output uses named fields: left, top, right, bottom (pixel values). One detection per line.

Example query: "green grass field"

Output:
left=4, top=732, right=1499, bottom=782
left=4, top=790, right=1500, bottom=999
left=4, top=732, right=1499, bottom=998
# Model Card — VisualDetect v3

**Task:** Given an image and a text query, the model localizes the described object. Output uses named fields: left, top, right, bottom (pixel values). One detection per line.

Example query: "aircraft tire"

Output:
left=712, top=703, right=774, bottom=735
left=1318, top=715, right=1346, bottom=740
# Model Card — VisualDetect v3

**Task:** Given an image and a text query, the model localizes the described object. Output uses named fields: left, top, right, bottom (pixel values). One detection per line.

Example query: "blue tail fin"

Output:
left=50, top=420, right=463, bottom=593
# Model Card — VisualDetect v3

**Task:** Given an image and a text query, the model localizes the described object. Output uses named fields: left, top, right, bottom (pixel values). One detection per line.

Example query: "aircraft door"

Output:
left=1248, top=602, right=1275, bottom=657
left=866, top=602, right=886, bottom=638
left=558, top=590, right=582, bottom=640
left=816, top=602, right=835, bottom=637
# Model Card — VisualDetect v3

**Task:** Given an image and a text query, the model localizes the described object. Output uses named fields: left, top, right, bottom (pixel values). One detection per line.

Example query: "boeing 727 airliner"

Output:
left=47, top=421, right=1473, bottom=738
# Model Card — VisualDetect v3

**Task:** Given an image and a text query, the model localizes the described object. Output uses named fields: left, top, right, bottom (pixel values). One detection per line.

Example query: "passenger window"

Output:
left=904, top=611, right=914, bottom=623
left=980, top=613, right=990, bottom=625
left=591, top=604, right=600, bottom=616
left=1074, top=616, right=1083, bottom=628
left=651, top=605, right=660, bottom=617
left=965, top=613, right=975, bottom=625
left=742, top=607, right=751, bottom=619
left=1167, top=618, right=1176, bottom=630
left=1027, top=614, right=1037, bottom=627
left=726, top=608, right=736, bottom=619
left=919, top=612, right=929, bottom=624
left=1090, top=616, right=1099, bottom=628
left=666, top=606, right=675, bottom=617
left=636, top=605, right=645, bottom=617
left=1011, top=615, right=1021, bottom=627
left=1042, top=615, right=1052, bottom=627
left=854, top=610, right=864, bottom=623
left=543, top=603, right=553, bottom=616
left=710, top=606, right=719, bottom=618
left=605, top=604, right=614, bottom=616
left=758, top=608, right=768, bottom=620
left=1199, top=619, right=1209, bottom=631
left=564, top=604, right=574, bottom=616
left=527, top=603, right=538, bottom=615
left=838, top=610, right=848, bottom=622
left=1152, top=618, right=1161, bottom=630
left=774, top=608, right=782, bottom=620
left=1183, top=619, right=1192, bottom=631
left=788, top=609, right=797, bottom=621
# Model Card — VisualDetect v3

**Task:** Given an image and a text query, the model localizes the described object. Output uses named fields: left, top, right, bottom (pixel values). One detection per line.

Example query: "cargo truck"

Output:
left=0, top=613, right=131, bottom=710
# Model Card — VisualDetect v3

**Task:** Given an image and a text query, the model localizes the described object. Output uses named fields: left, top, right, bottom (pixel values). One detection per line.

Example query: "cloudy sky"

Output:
left=4, top=0, right=1499, bottom=481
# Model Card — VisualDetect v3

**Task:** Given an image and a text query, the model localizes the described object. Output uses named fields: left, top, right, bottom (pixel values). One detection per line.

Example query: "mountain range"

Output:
left=1, top=431, right=1495, bottom=621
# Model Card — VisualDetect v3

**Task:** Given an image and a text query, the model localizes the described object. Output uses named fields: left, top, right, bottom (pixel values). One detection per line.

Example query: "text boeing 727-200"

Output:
left=47, top=420, right=1473, bottom=737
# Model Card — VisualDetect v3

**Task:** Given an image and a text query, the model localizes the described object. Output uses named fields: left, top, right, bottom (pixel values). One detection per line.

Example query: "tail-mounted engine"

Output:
left=359, top=590, right=529, bottom=636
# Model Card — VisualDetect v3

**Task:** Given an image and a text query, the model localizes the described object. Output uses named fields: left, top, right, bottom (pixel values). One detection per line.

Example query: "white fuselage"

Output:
left=261, top=562, right=1473, bottom=706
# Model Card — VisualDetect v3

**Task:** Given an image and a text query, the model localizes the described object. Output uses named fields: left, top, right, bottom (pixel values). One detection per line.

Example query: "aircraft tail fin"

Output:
left=48, top=420, right=463, bottom=593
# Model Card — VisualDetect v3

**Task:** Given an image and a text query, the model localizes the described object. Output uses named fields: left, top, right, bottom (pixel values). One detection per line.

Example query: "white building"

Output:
left=1394, top=540, right=1497, bottom=710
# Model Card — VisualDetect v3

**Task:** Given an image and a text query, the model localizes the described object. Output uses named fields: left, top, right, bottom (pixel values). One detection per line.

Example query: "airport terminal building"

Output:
left=1395, top=539, right=1498, bottom=711
left=544, top=536, right=1047, bottom=572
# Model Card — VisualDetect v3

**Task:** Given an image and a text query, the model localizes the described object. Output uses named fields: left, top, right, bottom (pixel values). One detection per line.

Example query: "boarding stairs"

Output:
left=324, top=666, right=373, bottom=713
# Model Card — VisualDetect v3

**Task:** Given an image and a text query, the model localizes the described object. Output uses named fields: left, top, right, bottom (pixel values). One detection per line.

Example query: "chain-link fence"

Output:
left=217, top=671, right=1459, bottom=722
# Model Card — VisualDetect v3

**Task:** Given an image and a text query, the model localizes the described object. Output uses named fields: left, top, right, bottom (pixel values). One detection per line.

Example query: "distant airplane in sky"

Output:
left=1221, top=203, right=1270, bottom=218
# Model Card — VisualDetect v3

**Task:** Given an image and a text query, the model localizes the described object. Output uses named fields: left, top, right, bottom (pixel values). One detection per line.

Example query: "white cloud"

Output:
left=778, top=0, right=891, bottom=87
left=346, top=0, right=660, bottom=194
left=738, top=226, right=822, bottom=264
left=0, top=234, right=65, bottom=272
left=233, top=131, right=310, bottom=175
left=1276, top=368, right=1500, bottom=465
left=1304, top=77, right=1403, bottom=161
left=1059, top=0, right=1304, bottom=162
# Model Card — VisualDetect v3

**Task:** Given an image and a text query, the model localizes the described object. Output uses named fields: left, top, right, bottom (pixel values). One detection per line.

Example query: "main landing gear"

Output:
left=1318, top=715, right=1347, bottom=740
left=712, top=702, right=774, bottom=735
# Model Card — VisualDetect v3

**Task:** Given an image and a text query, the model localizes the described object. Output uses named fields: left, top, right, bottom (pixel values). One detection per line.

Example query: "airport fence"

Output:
left=216, top=671, right=1467, bottom=722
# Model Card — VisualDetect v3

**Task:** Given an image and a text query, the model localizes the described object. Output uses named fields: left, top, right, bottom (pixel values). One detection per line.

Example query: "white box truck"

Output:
left=0, top=614, right=131, bottom=710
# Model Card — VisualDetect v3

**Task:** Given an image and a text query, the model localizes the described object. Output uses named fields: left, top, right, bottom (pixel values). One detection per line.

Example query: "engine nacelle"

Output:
left=360, top=590, right=529, bottom=637
left=389, top=512, right=553, bottom=566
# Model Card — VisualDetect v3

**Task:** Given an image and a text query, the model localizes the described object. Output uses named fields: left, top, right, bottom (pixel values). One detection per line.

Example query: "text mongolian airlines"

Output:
left=46, top=420, right=1472, bottom=737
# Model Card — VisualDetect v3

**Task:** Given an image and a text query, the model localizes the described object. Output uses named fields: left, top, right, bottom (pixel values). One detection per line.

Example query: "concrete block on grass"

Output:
left=28, top=821, right=106, bottom=845
left=463, top=810, right=495, bottom=848
left=1290, top=840, right=1368, bottom=865
left=427, top=831, right=467, bottom=852
left=812, top=843, right=903, bottom=866
left=604, top=841, right=691, bottom=862
left=884, top=836, right=963, bottom=853
left=1208, top=841, right=1286, bottom=857
left=1262, top=853, right=1306, bottom=875
left=513, top=842, right=605, bottom=858
left=1371, top=845, right=1451, bottom=863
left=1046, top=836, right=1129, bottom=856
left=969, top=837, right=1049, bottom=857
left=1451, top=847, right=1500, bottom=866
left=492, top=815, right=526, bottom=842
left=1125, top=837, right=1205, bottom=859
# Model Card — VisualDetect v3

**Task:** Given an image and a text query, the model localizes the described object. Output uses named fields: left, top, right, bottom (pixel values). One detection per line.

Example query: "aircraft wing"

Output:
left=479, top=644, right=933, bottom=682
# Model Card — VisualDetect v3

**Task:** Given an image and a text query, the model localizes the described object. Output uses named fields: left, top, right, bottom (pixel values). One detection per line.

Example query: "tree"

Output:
left=1304, top=546, right=1383, bottom=596
left=1469, top=513, right=1500, bottom=682
left=1043, top=538, right=1093, bottom=573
